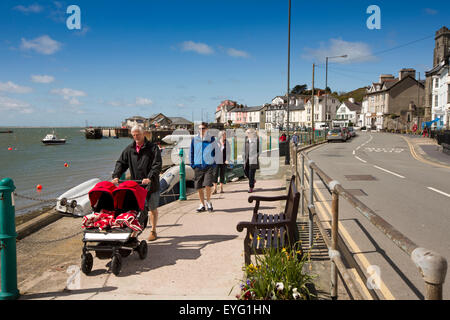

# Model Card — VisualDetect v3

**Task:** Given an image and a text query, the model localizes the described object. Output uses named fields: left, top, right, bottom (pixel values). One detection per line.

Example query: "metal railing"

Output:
left=290, top=143, right=448, bottom=300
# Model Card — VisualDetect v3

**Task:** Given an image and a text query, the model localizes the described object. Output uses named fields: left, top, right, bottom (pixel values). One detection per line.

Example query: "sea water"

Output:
left=0, top=127, right=132, bottom=216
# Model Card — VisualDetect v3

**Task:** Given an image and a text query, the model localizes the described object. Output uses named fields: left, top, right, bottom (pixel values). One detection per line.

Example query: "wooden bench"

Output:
left=236, top=176, right=300, bottom=265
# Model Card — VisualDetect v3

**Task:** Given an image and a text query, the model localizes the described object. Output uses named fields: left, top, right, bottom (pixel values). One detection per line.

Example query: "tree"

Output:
left=291, top=84, right=308, bottom=95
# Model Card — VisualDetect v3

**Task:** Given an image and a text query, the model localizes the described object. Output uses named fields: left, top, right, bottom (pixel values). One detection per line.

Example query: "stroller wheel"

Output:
left=111, top=254, right=122, bottom=276
left=138, top=240, right=148, bottom=260
left=81, top=253, right=93, bottom=275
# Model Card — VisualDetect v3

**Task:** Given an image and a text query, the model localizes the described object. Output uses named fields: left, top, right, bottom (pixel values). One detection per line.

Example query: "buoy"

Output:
left=8, top=147, right=12, bottom=151
left=64, top=163, right=69, bottom=168
left=36, top=184, right=43, bottom=191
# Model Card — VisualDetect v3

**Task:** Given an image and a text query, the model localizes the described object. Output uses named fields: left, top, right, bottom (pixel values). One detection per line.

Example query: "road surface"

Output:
left=306, top=131, right=449, bottom=300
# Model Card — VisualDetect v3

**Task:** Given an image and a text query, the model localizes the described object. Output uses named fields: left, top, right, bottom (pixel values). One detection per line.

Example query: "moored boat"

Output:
left=42, top=132, right=66, bottom=145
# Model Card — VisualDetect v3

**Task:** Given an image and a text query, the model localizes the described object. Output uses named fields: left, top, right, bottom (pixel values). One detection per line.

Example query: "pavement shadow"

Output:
left=19, top=286, right=117, bottom=300
left=224, top=187, right=285, bottom=194
left=113, top=234, right=238, bottom=277
left=341, top=218, right=424, bottom=300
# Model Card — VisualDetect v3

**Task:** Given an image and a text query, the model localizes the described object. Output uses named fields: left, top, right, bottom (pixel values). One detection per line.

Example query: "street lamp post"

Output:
left=285, top=0, right=292, bottom=165
left=325, top=55, right=348, bottom=128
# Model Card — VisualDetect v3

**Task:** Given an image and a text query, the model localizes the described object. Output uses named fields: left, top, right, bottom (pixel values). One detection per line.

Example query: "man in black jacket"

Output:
left=112, top=125, right=162, bottom=241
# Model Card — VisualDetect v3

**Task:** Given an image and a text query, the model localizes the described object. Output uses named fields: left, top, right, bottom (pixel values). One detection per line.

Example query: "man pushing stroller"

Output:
left=112, top=125, right=162, bottom=241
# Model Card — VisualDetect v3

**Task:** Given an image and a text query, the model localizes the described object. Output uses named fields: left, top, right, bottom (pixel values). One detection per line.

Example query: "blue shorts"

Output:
left=145, top=191, right=160, bottom=211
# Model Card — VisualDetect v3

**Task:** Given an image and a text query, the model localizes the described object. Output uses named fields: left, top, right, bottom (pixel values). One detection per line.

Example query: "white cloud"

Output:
left=135, top=97, right=153, bottom=106
left=0, top=96, right=33, bottom=113
left=302, top=38, right=376, bottom=64
left=13, top=4, right=43, bottom=14
left=227, top=48, right=250, bottom=58
left=21, top=35, right=62, bottom=55
left=51, top=88, right=87, bottom=105
left=0, top=81, right=33, bottom=94
left=31, top=74, right=55, bottom=84
left=181, top=41, right=214, bottom=55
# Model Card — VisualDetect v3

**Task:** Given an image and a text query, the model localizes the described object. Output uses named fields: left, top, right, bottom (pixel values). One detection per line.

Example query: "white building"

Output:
left=334, top=98, right=362, bottom=127
left=303, top=94, right=340, bottom=129
left=427, top=58, right=450, bottom=128
left=124, top=116, right=147, bottom=128
left=359, top=97, right=370, bottom=128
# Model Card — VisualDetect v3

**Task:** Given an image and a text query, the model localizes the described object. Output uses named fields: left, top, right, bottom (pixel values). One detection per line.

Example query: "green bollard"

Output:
left=269, top=133, right=272, bottom=156
left=179, top=149, right=186, bottom=201
left=0, top=178, right=20, bottom=300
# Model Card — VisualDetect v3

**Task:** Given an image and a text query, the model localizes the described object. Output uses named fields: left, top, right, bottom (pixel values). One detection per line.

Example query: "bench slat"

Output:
left=266, top=214, right=274, bottom=248
left=258, top=214, right=269, bottom=250
left=252, top=213, right=264, bottom=249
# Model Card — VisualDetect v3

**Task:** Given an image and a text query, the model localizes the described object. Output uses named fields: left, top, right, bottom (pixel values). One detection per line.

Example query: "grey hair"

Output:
left=131, top=125, right=144, bottom=134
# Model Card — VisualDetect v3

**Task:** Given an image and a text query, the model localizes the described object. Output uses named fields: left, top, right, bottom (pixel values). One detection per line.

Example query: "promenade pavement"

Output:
left=17, top=170, right=290, bottom=300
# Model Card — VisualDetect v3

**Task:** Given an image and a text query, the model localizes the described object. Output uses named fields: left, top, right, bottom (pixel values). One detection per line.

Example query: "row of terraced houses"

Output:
left=215, top=26, right=450, bottom=131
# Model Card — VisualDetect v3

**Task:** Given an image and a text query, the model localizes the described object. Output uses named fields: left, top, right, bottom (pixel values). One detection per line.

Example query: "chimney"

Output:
left=399, top=68, right=416, bottom=81
left=379, top=74, right=395, bottom=83
left=349, top=98, right=355, bottom=103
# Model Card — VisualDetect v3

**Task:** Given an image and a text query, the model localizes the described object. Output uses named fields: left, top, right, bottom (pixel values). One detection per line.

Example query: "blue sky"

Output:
left=0, top=0, right=449, bottom=126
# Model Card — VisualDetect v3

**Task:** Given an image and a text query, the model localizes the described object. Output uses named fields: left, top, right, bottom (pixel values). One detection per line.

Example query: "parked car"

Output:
left=347, top=127, right=356, bottom=137
left=327, top=128, right=347, bottom=142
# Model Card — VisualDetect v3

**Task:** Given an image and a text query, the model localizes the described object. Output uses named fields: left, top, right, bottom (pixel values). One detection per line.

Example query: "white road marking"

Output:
left=427, top=187, right=450, bottom=198
left=355, top=156, right=367, bottom=163
left=353, top=150, right=356, bottom=155
left=373, top=165, right=405, bottom=179
left=365, top=148, right=404, bottom=153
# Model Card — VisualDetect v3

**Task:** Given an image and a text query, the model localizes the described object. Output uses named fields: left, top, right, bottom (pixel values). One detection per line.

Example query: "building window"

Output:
left=435, top=78, right=439, bottom=89
left=434, top=95, right=439, bottom=107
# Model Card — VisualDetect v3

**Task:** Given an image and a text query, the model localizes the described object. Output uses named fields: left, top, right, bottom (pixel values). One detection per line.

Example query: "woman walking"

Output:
left=213, top=131, right=230, bottom=194
left=243, top=128, right=260, bottom=193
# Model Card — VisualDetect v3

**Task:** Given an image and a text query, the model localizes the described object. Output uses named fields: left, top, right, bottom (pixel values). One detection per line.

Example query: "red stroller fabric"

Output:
left=113, top=181, right=147, bottom=211
left=88, top=181, right=117, bottom=209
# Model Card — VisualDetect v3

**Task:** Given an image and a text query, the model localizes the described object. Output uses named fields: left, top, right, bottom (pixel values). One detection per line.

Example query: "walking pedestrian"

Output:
left=190, top=122, right=216, bottom=212
left=243, top=128, right=260, bottom=193
left=423, top=126, right=428, bottom=138
left=292, top=131, right=299, bottom=146
left=213, top=130, right=231, bottom=194
left=112, top=125, right=162, bottom=241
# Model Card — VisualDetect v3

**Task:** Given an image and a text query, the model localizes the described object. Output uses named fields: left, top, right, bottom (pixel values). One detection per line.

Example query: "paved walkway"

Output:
left=17, top=177, right=288, bottom=300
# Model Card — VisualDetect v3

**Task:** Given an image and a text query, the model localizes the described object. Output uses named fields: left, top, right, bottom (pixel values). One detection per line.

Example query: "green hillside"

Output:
left=335, top=87, right=367, bottom=103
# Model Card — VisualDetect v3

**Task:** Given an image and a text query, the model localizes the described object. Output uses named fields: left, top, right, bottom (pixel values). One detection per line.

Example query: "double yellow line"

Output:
left=303, top=144, right=396, bottom=300
left=312, top=184, right=396, bottom=300
left=402, top=137, right=450, bottom=170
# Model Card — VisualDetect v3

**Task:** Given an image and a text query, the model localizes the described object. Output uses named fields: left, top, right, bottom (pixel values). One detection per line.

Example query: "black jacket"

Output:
left=243, top=136, right=260, bottom=171
left=112, top=138, right=162, bottom=194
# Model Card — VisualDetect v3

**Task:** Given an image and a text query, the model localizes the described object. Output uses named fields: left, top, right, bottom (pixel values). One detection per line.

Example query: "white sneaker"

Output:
left=206, top=201, right=213, bottom=212
left=196, top=204, right=206, bottom=212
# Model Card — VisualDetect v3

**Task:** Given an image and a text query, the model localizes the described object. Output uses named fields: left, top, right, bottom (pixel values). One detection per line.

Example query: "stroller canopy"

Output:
left=88, top=181, right=116, bottom=211
left=113, top=181, right=147, bottom=211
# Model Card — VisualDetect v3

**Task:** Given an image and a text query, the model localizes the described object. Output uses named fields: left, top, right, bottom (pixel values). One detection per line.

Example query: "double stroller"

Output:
left=81, top=180, right=149, bottom=276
